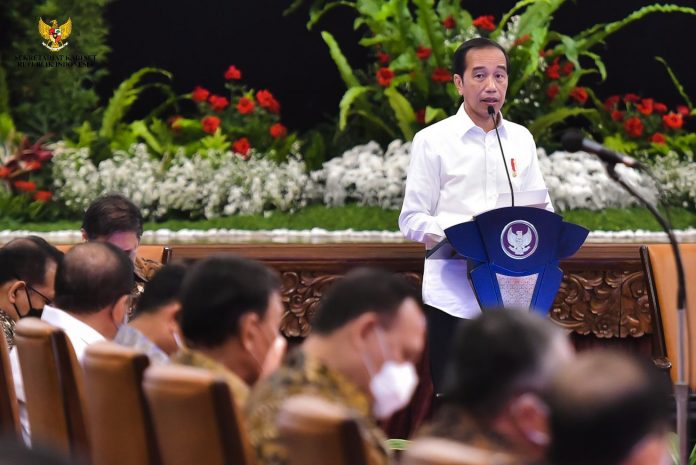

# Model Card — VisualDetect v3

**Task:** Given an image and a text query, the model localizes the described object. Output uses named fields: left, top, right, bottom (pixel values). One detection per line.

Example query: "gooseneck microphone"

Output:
left=488, top=105, right=514, bottom=207
left=561, top=129, right=643, bottom=169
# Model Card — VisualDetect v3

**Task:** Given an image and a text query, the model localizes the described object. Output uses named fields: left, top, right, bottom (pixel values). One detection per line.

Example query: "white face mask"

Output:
left=363, top=328, right=419, bottom=419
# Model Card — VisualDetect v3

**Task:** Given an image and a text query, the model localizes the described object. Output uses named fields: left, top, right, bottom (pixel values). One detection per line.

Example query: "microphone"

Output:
left=488, top=105, right=515, bottom=207
left=561, top=129, right=643, bottom=169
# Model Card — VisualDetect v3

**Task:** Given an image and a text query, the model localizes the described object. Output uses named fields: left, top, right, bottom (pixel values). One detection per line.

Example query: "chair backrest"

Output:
left=402, top=438, right=514, bottom=465
left=83, top=342, right=160, bottom=465
left=14, top=318, right=89, bottom=460
left=142, top=365, right=252, bottom=465
left=277, top=395, right=369, bottom=465
left=0, top=329, right=21, bottom=439
left=55, top=244, right=172, bottom=264
left=640, top=244, right=696, bottom=387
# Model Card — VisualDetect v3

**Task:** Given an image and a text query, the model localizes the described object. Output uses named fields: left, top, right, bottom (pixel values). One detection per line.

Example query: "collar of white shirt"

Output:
left=41, top=305, right=105, bottom=358
left=453, top=104, right=508, bottom=139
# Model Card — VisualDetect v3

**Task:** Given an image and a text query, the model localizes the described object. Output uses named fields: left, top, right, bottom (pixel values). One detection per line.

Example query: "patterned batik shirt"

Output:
left=0, top=310, right=15, bottom=349
left=113, top=324, right=170, bottom=365
left=245, top=348, right=390, bottom=465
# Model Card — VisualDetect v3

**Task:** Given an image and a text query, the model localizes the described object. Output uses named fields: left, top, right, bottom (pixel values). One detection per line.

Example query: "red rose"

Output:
left=677, top=105, right=690, bottom=116
left=569, top=87, right=588, bottom=105
left=0, top=166, right=10, bottom=178
left=416, top=45, right=432, bottom=60
left=650, top=133, right=667, bottom=145
left=256, top=90, right=280, bottom=113
left=663, top=112, right=683, bottom=130
left=415, top=109, right=426, bottom=124
left=546, top=84, right=560, bottom=100
left=224, top=65, right=242, bottom=80
left=472, top=15, right=496, bottom=31
left=33, top=191, right=53, bottom=202
left=24, top=161, right=42, bottom=171
left=191, top=86, right=210, bottom=103
left=654, top=103, right=668, bottom=114
left=623, top=116, right=644, bottom=138
left=604, top=95, right=621, bottom=110
left=442, top=16, right=455, bottom=29
left=431, top=67, right=451, bottom=83
left=201, top=116, right=221, bottom=134
left=269, top=123, right=288, bottom=138
left=14, top=181, right=36, bottom=193
left=208, top=95, right=230, bottom=112
left=232, top=137, right=251, bottom=158
left=636, top=98, right=653, bottom=116
left=624, top=93, right=640, bottom=103
left=236, top=97, right=255, bottom=115
left=611, top=110, right=624, bottom=122
left=561, top=61, right=574, bottom=76
left=376, top=67, right=395, bottom=87
left=514, top=34, right=531, bottom=46
left=377, top=52, right=390, bottom=64
left=546, top=58, right=560, bottom=80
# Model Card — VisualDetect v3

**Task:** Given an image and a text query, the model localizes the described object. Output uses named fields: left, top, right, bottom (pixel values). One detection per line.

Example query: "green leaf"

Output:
left=528, top=107, right=598, bottom=138
left=100, top=67, right=172, bottom=139
left=73, top=121, right=97, bottom=148
left=581, top=51, right=607, bottom=81
left=425, top=106, right=447, bottom=124
left=339, top=86, right=373, bottom=130
left=321, top=31, right=360, bottom=88
left=495, top=0, right=546, bottom=37
left=655, top=56, right=693, bottom=109
left=603, top=134, right=639, bottom=154
left=353, top=110, right=398, bottom=139
left=384, top=87, right=416, bottom=140
left=0, top=112, right=15, bottom=140
left=412, top=0, right=447, bottom=67
left=307, top=1, right=356, bottom=29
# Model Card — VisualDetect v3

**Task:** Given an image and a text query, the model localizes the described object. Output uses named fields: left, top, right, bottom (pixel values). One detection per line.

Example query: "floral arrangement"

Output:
left=51, top=143, right=315, bottom=220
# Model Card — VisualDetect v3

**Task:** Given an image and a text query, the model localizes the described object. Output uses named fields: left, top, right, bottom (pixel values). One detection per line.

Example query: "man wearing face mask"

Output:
left=114, top=264, right=187, bottom=364
left=174, top=255, right=287, bottom=408
left=246, top=268, right=426, bottom=465
left=10, top=241, right=134, bottom=443
left=416, top=310, right=573, bottom=465
left=0, top=236, right=63, bottom=349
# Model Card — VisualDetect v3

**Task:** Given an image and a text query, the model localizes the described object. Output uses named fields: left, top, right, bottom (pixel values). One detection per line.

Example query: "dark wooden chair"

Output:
left=143, top=365, right=253, bottom=465
left=0, top=329, right=21, bottom=440
left=83, top=342, right=160, bottom=465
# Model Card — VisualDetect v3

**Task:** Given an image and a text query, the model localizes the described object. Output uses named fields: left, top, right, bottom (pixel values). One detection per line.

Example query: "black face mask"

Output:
left=13, top=285, right=44, bottom=319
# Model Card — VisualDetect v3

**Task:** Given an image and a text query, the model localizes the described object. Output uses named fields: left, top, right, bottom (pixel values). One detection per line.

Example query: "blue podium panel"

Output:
left=439, top=207, right=588, bottom=315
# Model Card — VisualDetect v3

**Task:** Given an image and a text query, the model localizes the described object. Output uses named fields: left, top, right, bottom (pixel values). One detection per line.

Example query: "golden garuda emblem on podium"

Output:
left=38, top=17, right=72, bottom=51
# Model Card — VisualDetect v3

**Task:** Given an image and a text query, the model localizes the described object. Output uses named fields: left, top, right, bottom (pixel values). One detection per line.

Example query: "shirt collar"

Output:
left=41, top=304, right=105, bottom=345
left=454, top=103, right=507, bottom=138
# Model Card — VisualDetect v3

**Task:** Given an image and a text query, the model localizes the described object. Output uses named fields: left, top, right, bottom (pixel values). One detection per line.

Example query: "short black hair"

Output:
left=81, top=194, right=144, bottom=240
left=442, top=310, right=564, bottom=418
left=134, top=264, right=187, bottom=317
left=179, top=255, right=281, bottom=348
left=312, top=268, right=420, bottom=335
left=451, top=37, right=510, bottom=77
left=54, top=242, right=134, bottom=314
left=547, top=351, right=670, bottom=465
left=0, top=236, right=63, bottom=286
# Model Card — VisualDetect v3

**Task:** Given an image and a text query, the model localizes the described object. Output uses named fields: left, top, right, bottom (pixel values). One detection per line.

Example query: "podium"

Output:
left=428, top=207, right=588, bottom=315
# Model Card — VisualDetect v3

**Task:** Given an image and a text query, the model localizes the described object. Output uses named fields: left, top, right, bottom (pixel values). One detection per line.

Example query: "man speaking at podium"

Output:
left=399, top=38, right=553, bottom=392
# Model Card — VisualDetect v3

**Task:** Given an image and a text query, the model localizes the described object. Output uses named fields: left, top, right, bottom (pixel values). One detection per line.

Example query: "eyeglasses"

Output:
left=26, top=283, right=53, bottom=306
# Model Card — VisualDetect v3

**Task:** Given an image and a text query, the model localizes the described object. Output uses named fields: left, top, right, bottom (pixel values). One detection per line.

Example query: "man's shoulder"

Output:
left=502, top=118, right=534, bottom=139
left=414, top=113, right=460, bottom=141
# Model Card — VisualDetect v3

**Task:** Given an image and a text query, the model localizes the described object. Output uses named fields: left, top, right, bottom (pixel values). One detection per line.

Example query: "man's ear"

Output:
left=80, top=229, right=88, bottom=242
left=350, top=312, right=379, bottom=348
left=510, top=393, right=551, bottom=446
left=238, top=312, right=260, bottom=352
left=453, top=73, right=464, bottom=95
left=111, top=294, right=130, bottom=325
left=7, top=280, right=24, bottom=304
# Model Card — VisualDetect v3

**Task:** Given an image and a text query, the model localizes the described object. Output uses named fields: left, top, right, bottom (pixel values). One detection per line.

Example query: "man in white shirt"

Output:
left=399, top=38, right=553, bottom=392
left=11, top=241, right=134, bottom=441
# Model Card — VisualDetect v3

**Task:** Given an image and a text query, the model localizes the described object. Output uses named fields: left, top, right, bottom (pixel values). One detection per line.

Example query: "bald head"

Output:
left=547, top=350, right=670, bottom=465
left=54, top=242, right=134, bottom=314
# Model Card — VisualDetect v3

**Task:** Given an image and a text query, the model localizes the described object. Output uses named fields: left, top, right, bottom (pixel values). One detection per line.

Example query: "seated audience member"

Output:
left=418, top=310, right=574, bottom=465
left=81, top=193, right=161, bottom=304
left=546, top=350, right=670, bottom=465
left=0, top=236, right=62, bottom=349
left=245, top=268, right=426, bottom=465
left=175, top=255, right=286, bottom=406
left=10, top=241, right=134, bottom=440
left=114, top=264, right=187, bottom=364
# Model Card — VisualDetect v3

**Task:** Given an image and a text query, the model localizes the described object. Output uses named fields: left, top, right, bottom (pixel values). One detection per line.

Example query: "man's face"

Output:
left=94, top=231, right=140, bottom=262
left=3, top=259, right=57, bottom=320
left=376, top=297, right=426, bottom=367
left=453, top=47, right=508, bottom=127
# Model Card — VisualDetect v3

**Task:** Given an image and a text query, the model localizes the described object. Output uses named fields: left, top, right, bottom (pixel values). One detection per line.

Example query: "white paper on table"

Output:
left=494, top=188, right=549, bottom=209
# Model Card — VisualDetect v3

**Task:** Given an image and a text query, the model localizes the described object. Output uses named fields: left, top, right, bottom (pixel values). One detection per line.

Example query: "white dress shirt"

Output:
left=10, top=305, right=106, bottom=443
left=399, top=105, right=553, bottom=318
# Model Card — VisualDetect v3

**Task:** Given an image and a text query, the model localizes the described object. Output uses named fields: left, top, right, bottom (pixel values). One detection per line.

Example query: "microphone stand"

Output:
left=604, top=163, right=689, bottom=465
